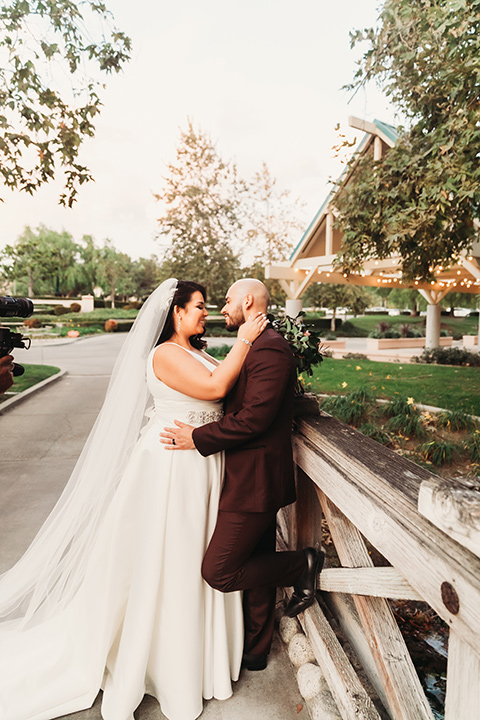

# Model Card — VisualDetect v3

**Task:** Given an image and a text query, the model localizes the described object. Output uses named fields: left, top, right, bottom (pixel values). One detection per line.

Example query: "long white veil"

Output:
left=0, top=278, right=178, bottom=630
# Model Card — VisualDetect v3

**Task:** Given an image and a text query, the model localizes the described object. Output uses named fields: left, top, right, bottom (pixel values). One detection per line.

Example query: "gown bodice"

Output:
left=146, top=344, right=224, bottom=428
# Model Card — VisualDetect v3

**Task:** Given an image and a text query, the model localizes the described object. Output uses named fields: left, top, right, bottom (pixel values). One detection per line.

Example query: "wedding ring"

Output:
left=172, top=438, right=176, bottom=445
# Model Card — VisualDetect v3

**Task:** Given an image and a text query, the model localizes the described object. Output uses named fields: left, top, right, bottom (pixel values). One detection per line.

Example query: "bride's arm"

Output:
left=153, top=313, right=268, bottom=401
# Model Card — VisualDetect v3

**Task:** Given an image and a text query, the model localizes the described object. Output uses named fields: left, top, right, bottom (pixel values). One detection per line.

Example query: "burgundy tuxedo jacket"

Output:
left=193, top=326, right=297, bottom=513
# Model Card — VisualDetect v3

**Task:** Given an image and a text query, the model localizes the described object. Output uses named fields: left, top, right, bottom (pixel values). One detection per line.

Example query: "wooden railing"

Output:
left=278, top=409, right=480, bottom=720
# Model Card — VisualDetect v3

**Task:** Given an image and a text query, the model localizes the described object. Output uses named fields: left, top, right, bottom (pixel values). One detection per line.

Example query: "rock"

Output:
left=308, top=690, right=342, bottom=720
left=297, top=663, right=326, bottom=700
left=278, top=615, right=300, bottom=645
left=288, top=633, right=315, bottom=667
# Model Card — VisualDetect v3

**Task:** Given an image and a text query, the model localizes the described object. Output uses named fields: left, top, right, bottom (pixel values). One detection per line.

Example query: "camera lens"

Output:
left=0, top=296, right=34, bottom=318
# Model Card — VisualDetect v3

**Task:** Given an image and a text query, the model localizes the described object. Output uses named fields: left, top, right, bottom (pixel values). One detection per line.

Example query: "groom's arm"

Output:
left=192, top=342, right=294, bottom=457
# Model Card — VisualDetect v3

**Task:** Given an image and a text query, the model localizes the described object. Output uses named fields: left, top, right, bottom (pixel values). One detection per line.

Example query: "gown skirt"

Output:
left=0, top=349, right=243, bottom=720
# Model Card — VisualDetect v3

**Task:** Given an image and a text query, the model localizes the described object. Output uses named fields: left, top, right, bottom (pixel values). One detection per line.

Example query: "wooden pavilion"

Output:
left=266, top=117, right=480, bottom=347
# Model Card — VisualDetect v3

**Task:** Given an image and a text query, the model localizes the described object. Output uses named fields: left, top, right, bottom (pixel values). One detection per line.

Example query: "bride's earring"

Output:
left=177, top=316, right=181, bottom=333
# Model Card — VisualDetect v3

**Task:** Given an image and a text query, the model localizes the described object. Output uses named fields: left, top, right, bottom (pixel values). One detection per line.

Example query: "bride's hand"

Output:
left=238, top=312, right=269, bottom=345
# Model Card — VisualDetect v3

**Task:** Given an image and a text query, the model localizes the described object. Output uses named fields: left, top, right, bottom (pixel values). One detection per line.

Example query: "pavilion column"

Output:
left=425, top=303, right=441, bottom=349
left=418, top=288, right=451, bottom=349
left=285, top=299, right=303, bottom=318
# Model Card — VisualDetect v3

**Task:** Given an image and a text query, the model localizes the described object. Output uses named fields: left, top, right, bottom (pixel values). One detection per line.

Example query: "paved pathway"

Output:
left=0, top=334, right=305, bottom=720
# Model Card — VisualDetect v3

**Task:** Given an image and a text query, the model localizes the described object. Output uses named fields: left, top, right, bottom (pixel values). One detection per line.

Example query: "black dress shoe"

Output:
left=241, top=653, right=268, bottom=671
left=284, top=547, right=324, bottom=618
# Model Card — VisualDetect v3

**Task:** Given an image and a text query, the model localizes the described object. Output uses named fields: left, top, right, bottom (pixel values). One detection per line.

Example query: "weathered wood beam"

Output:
left=418, top=476, right=480, bottom=559
left=445, top=630, right=480, bottom=720
left=349, top=116, right=396, bottom=149
left=319, top=567, right=422, bottom=601
left=292, top=415, right=480, bottom=657
left=265, top=265, right=302, bottom=281
left=294, top=254, right=337, bottom=270
left=318, top=491, right=434, bottom=720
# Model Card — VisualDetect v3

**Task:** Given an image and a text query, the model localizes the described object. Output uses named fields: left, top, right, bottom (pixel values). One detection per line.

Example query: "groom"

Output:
left=162, top=278, right=323, bottom=670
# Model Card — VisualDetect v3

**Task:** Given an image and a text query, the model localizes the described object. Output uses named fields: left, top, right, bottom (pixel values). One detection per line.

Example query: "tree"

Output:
left=241, top=162, right=307, bottom=307
left=155, top=120, right=241, bottom=306
left=441, top=291, right=477, bottom=316
left=304, top=283, right=370, bottom=331
left=334, top=0, right=480, bottom=282
left=243, top=162, right=306, bottom=264
left=96, top=241, right=134, bottom=308
left=130, top=256, right=162, bottom=299
left=0, top=0, right=130, bottom=206
left=387, top=288, right=424, bottom=316
left=1, top=225, right=81, bottom=295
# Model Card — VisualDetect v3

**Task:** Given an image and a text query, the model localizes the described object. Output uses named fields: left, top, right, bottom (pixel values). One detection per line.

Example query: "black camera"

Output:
left=0, top=296, right=34, bottom=377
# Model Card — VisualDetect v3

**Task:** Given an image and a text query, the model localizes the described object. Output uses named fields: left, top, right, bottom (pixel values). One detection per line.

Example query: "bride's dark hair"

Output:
left=156, top=280, right=208, bottom=349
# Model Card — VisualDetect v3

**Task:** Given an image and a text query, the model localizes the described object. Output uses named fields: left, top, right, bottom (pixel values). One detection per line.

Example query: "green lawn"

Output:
left=307, top=357, right=480, bottom=415
left=1, top=364, right=61, bottom=402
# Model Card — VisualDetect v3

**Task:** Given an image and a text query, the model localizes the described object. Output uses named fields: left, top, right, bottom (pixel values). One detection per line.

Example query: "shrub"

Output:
left=399, top=323, right=423, bottom=338
left=418, top=438, right=459, bottom=466
left=436, top=410, right=477, bottom=432
left=386, top=413, right=426, bottom=439
left=54, top=305, right=70, bottom=316
left=23, top=317, right=42, bottom=328
left=383, top=396, right=426, bottom=439
left=303, top=317, right=343, bottom=331
left=369, top=323, right=401, bottom=339
left=321, top=387, right=376, bottom=427
left=105, top=319, right=118, bottom=332
left=205, top=344, right=230, bottom=359
left=124, top=301, right=142, bottom=310
left=359, top=423, right=393, bottom=446
left=464, top=431, right=480, bottom=464
left=415, top=347, right=480, bottom=366
left=69, top=302, right=81, bottom=313
left=343, top=352, right=368, bottom=360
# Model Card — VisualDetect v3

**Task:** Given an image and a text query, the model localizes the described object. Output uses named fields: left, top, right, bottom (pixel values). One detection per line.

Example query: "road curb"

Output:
left=0, top=369, right=67, bottom=414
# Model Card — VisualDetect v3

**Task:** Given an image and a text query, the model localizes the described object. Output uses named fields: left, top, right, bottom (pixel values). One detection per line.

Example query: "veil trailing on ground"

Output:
left=0, top=278, right=178, bottom=631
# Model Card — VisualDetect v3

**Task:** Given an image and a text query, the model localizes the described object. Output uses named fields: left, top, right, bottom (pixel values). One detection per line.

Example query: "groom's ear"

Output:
left=243, top=293, right=254, bottom=311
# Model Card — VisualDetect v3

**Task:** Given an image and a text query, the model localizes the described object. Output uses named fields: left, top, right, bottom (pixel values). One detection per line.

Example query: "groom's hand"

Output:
left=160, top=420, right=195, bottom=450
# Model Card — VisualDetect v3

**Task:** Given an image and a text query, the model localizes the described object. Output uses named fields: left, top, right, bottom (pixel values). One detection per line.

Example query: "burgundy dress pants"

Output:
left=201, top=510, right=306, bottom=656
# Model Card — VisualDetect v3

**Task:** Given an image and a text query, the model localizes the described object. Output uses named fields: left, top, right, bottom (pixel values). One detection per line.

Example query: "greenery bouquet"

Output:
left=268, top=312, right=327, bottom=395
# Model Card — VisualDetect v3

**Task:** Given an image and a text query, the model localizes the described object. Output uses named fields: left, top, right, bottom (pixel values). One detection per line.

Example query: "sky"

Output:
left=0, top=0, right=396, bottom=261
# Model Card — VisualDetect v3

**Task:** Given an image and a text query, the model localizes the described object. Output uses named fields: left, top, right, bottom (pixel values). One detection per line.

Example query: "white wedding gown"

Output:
left=0, top=348, right=243, bottom=720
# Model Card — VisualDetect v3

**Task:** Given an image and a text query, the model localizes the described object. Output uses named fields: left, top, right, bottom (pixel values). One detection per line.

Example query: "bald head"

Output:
left=229, top=279, right=269, bottom=310
left=221, top=278, right=270, bottom=331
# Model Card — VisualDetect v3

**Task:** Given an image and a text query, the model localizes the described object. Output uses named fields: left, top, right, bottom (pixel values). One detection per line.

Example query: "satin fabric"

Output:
left=0, top=348, right=243, bottom=720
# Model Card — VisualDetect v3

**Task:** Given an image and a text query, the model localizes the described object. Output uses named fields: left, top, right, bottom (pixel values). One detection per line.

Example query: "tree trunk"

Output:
left=330, top=309, right=336, bottom=332
left=110, top=282, right=116, bottom=309
left=27, top=271, right=34, bottom=297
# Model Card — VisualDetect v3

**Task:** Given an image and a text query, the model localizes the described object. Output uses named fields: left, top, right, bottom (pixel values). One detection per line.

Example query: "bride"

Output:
left=0, top=278, right=267, bottom=720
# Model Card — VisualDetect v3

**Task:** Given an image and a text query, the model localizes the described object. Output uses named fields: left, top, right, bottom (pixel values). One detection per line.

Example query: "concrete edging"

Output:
left=0, top=369, right=67, bottom=414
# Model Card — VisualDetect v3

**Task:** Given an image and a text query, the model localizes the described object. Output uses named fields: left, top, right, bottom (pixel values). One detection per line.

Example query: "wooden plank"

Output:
left=318, top=491, right=434, bottom=720
left=319, top=567, right=422, bottom=601
left=294, top=597, right=382, bottom=720
left=295, top=466, right=324, bottom=550
left=292, top=416, right=480, bottom=656
left=418, top=476, right=480, bottom=559
left=325, top=590, right=390, bottom=713
left=445, top=630, right=480, bottom=720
